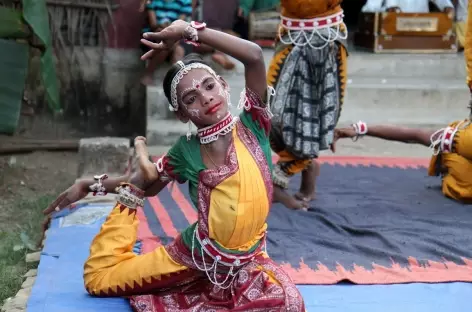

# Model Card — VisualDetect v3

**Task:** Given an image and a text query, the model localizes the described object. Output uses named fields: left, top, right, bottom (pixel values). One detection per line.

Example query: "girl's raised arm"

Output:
left=141, top=20, right=267, bottom=101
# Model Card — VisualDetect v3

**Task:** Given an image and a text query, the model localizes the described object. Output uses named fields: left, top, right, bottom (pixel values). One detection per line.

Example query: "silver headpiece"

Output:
left=169, top=61, right=219, bottom=111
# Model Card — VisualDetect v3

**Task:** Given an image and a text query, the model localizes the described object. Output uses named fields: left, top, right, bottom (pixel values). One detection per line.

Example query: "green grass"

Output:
left=0, top=194, right=55, bottom=304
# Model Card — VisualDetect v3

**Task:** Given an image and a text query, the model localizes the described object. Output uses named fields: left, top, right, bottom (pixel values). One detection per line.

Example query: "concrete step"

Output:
left=147, top=49, right=466, bottom=86
left=147, top=77, right=470, bottom=145
left=215, top=49, right=466, bottom=79
left=341, top=77, right=470, bottom=126
left=146, top=49, right=469, bottom=145
left=346, top=51, right=466, bottom=79
left=147, top=50, right=467, bottom=120
left=146, top=118, right=188, bottom=146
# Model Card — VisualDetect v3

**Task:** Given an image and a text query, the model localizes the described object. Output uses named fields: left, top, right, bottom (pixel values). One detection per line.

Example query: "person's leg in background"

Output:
left=141, top=48, right=170, bottom=85
left=233, top=7, right=249, bottom=40
left=193, top=0, right=236, bottom=69
left=293, top=43, right=346, bottom=200
left=270, top=128, right=312, bottom=210
left=140, top=3, right=169, bottom=85
left=295, top=160, right=319, bottom=202
left=191, top=43, right=236, bottom=69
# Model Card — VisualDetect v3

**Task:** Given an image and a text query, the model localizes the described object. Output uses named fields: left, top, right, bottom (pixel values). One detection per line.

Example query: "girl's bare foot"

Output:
left=273, top=185, right=308, bottom=211
left=296, top=160, right=319, bottom=202
left=211, top=52, right=235, bottom=70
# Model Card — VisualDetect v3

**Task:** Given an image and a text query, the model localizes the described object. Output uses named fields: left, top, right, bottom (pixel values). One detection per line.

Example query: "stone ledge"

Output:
left=1, top=270, right=37, bottom=312
left=77, top=137, right=130, bottom=178
left=25, top=252, right=40, bottom=263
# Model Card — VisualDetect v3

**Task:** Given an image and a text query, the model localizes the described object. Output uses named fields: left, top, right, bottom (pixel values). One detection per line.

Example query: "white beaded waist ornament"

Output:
left=279, top=10, right=347, bottom=49
left=429, top=120, right=470, bottom=155
left=190, top=225, right=267, bottom=289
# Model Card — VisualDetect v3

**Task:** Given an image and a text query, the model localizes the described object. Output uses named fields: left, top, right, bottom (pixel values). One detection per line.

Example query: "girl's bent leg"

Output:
left=84, top=202, right=195, bottom=296
left=130, top=254, right=306, bottom=312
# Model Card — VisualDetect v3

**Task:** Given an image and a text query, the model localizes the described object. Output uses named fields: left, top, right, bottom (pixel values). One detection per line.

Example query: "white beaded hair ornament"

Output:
left=169, top=61, right=219, bottom=111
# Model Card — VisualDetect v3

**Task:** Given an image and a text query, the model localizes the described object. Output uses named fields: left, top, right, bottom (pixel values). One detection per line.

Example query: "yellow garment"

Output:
left=455, top=21, right=467, bottom=49
left=208, top=127, right=269, bottom=250
left=428, top=120, right=472, bottom=203
left=83, top=204, right=189, bottom=296
left=83, top=205, right=278, bottom=296
left=465, top=3, right=472, bottom=89
left=276, top=150, right=312, bottom=176
left=280, top=0, right=342, bottom=19
left=337, top=42, right=348, bottom=109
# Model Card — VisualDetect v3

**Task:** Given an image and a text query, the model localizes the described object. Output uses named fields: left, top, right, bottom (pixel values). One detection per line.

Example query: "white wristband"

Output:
left=352, top=121, right=368, bottom=141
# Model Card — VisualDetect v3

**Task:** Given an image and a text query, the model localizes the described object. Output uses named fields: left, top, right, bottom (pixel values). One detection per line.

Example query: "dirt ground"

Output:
left=0, top=151, right=78, bottom=231
left=0, top=145, right=79, bottom=303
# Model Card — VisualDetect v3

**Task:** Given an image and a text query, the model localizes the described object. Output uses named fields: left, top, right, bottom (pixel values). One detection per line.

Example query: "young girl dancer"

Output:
left=45, top=20, right=305, bottom=311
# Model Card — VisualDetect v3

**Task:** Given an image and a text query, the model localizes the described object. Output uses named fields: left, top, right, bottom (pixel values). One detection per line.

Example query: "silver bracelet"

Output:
left=89, top=174, right=108, bottom=196
left=182, top=21, right=206, bottom=46
left=115, top=185, right=144, bottom=209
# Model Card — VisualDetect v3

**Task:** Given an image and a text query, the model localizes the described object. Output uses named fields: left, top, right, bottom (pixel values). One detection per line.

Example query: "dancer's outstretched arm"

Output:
left=334, top=124, right=435, bottom=147
left=43, top=137, right=167, bottom=215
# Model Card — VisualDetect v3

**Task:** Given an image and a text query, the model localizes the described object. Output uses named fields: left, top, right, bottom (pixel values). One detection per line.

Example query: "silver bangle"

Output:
left=183, top=25, right=199, bottom=42
left=115, top=185, right=144, bottom=209
left=89, top=174, right=108, bottom=196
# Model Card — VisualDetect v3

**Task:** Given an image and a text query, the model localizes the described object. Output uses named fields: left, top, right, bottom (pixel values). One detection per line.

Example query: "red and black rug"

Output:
left=137, top=156, right=472, bottom=285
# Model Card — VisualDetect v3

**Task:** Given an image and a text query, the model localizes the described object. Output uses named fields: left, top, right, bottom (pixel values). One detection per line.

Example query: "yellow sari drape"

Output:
left=465, top=2, right=472, bottom=89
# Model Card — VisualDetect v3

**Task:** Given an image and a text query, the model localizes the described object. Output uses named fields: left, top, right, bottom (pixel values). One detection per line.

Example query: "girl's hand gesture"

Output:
left=140, top=20, right=189, bottom=60
left=128, top=136, right=159, bottom=190
left=43, top=181, right=89, bottom=215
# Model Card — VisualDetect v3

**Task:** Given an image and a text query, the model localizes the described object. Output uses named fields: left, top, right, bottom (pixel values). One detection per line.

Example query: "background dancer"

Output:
left=333, top=3, right=472, bottom=204
left=44, top=20, right=305, bottom=311
left=267, top=0, right=348, bottom=210
left=333, top=120, right=472, bottom=203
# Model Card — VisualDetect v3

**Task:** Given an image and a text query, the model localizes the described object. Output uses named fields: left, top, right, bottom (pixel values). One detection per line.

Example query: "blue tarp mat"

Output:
left=27, top=203, right=472, bottom=312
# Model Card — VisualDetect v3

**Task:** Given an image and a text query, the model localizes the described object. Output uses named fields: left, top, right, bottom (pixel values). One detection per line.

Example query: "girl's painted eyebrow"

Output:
left=181, top=77, right=214, bottom=99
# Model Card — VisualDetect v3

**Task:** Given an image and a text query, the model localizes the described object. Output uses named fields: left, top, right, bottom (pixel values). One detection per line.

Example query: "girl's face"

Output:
left=176, top=68, right=229, bottom=127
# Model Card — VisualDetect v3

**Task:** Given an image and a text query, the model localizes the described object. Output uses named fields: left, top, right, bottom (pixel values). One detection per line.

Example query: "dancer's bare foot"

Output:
left=295, top=160, right=319, bottom=202
left=273, top=185, right=308, bottom=211
left=211, top=52, right=235, bottom=70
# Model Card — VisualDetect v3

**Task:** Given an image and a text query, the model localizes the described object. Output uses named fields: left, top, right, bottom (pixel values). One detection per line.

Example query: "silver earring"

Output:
left=226, top=90, right=232, bottom=106
left=186, top=122, right=192, bottom=141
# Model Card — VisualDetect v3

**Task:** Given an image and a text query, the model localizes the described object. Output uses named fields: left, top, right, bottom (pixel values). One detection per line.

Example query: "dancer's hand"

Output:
left=128, top=136, right=159, bottom=190
left=331, top=127, right=357, bottom=152
left=140, top=20, right=189, bottom=60
left=334, top=127, right=356, bottom=140
left=43, top=181, right=89, bottom=215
